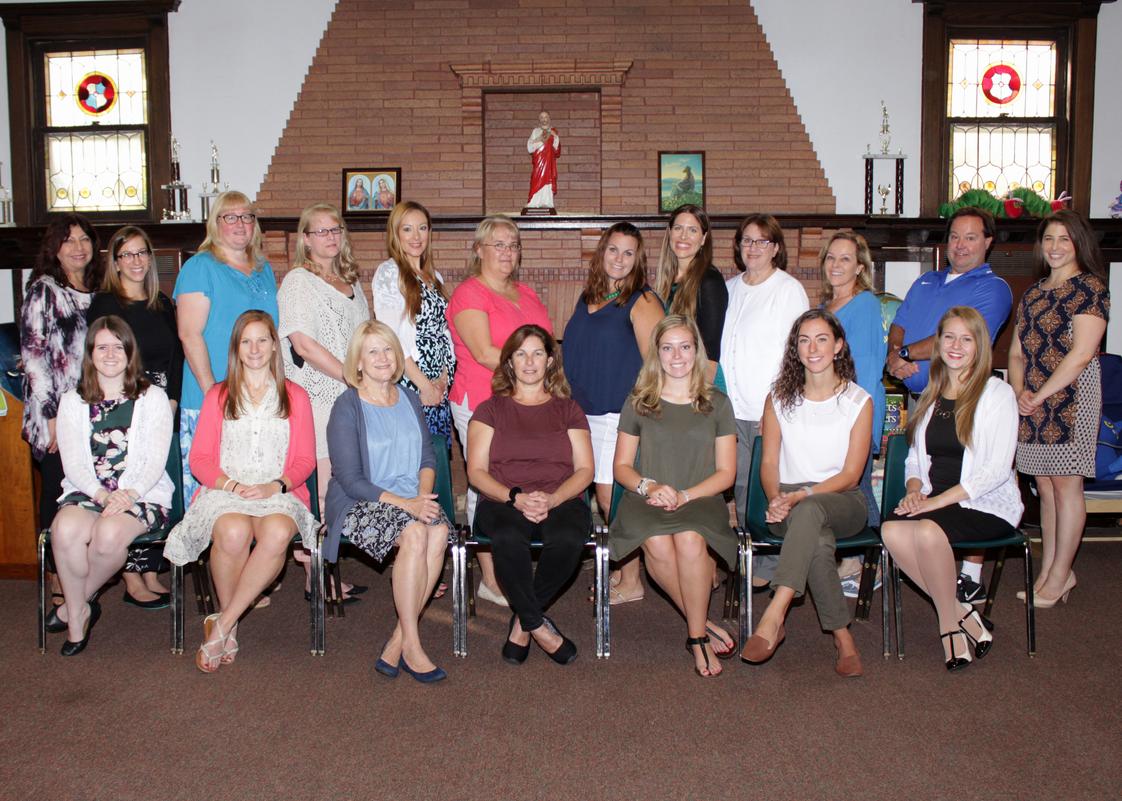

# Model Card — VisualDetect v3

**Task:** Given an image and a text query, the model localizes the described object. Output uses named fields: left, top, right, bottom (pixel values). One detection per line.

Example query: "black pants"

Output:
left=476, top=496, right=591, bottom=632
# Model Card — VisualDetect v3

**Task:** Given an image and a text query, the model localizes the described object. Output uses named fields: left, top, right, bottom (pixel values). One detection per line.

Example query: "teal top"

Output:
left=831, top=291, right=887, bottom=452
left=361, top=391, right=422, bottom=498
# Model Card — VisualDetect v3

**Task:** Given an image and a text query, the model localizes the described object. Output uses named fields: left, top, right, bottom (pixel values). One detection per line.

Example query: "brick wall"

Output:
left=257, top=0, right=835, bottom=222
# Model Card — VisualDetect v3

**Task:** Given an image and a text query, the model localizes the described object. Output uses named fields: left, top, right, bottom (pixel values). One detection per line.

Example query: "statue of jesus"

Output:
left=526, top=111, right=561, bottom=209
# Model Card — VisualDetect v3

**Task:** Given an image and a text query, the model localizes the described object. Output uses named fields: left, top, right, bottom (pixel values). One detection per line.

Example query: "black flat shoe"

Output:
left=123, top=591, right=170, bottom=610
left=45, top=605, right=67, bottom=634
left=539, top=617, right=577, bottom=665
left=61, top=600, right=101, bottom=657
left=304, top=590, right=360, bottom=605
left=346, top=584, right=368, bottom=596
left=501, top=614, right=530, bottom=665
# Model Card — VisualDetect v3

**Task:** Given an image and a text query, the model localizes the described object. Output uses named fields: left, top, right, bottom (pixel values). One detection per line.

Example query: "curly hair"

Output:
left=491, top=324, right=571, bottom=399
left=30, top=213, right=102, bottom=292
left=628, top=315, right=712, bottom=418
left=770, top=309, right=856, bottom=414
left=580, top=222, right=648, bottom=307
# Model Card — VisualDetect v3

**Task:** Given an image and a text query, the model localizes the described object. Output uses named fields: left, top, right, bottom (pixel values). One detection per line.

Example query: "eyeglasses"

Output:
left=308, top=227, right=344, bottom=239
left=482, top=242, right=521, bottom=253
left=219, top=213, right=256, bottom=225
left=116, top=249, right=151, bottom=263
left=741, top=238, right=773, bottom=250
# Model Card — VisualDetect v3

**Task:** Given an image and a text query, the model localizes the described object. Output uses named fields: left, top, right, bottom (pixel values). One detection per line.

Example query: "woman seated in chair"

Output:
left=881, top=306, right=1022, bottom=671
left=610, top=315, right=738, bottom=678
left=164, top=310, right=318, bottom=673
left=325, top=321, right=451, bottom=683
left=740, top=309, right=871, bottom=678
left=467, top=324, right=593, bottom=666
left=47, top=315, right=174, bottom=655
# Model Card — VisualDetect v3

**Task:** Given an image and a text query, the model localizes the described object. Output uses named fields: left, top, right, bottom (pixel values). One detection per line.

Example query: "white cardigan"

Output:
left=56, top=385, right=174, bottom=508
left=905, top=376, right=1024, bottom=528
left=372, top=258, right=453, bottom=363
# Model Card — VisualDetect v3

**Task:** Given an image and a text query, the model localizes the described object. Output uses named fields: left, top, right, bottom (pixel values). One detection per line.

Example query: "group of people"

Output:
left=20, top=192, right=1109, bottom=680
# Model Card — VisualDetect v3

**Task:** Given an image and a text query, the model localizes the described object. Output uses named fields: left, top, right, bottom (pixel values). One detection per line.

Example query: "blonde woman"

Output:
left=174, top=191, right=277, bottom=505
left=610, top=315, right=738, bottom=678
left=278, top=203, right=370, bottom=603
left=882, top=307, right=1023, bottom=670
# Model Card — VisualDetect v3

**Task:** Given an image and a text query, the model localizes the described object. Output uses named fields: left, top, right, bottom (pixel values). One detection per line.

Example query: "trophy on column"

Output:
left=0, top=162, right=13, bottom=227
left=161, top=136, right=194, bottom=222
left=199, top=141, right=228, bottom=220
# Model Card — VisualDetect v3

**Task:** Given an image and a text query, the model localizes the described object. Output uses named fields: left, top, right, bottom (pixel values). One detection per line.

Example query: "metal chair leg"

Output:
left=466, top=553, right=477, bottom=619
left=892, top=558, right=905, bottom=660
left=745, top=539, right=756, bottom=640
left=737, top=529, right=749, bottom=654
left=594, top=526, right=610, bottom=659
left=984, top=547, right=1006, bottom=620
left=38, top=530, right=48, bottom=654
left=1023, top=539, right=1036, bottom=656
left=452, top=529, right=467, bottom=658
left=879, top=548, right=890, bottom=659
left=171, top=563, right=185, bottom=654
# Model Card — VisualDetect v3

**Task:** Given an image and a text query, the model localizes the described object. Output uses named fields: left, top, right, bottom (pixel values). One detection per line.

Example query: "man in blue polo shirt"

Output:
left=887, top=206, right=1012, bottom=394
left=886, top=206, right=1013, bottom=603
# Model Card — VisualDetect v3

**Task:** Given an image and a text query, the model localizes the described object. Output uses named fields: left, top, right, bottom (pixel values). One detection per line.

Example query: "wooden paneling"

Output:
left=0, top=390, right=37, bottom=576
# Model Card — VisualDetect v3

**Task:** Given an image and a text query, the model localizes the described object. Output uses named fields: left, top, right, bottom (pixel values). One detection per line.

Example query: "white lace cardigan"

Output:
left=371, top=258, right=453, bottom=363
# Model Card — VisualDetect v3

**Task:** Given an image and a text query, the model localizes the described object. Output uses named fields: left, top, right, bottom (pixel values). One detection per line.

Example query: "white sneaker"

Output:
left=841, top=573, right=883, bottom=599
left=476, top=582, right=509, bottom=607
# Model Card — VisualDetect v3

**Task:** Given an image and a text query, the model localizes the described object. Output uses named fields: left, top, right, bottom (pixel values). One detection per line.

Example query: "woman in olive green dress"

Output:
left=610, top=315, right=738, bottom=678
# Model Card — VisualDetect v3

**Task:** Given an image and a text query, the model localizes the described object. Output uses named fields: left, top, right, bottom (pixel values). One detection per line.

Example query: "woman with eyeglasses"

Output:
left=719, top=213, right=808, bottom=589
left=86, top=226, right=183, bottom=609
left=447, top=215, right=552, bottom=607
left=20, top=214, right=103, bottom=613
left=174, top=191, right=279, bottom=507
left=278, top=203, right=371, bottom=604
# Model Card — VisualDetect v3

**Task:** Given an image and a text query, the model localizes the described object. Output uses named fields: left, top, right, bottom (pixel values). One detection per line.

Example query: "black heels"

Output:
left=501, top=615, right=530, bottom=665
left=540, top=617, right=577, bottom=665
left=60, top=600, right=101, bottom=657
left=958, top=608, right=994, bottom=659
left=45, top=604, right=68, bottom=634
left=940, top=630, right=972, bottom=672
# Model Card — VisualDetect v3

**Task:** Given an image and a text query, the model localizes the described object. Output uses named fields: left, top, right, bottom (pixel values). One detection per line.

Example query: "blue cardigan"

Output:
left=323, top=386, right=435, bottom=562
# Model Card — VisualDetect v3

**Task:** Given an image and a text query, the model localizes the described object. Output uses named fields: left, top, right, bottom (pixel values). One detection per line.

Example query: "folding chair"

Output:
left=883, top=433, right=1036, bottom=658
left=730, top=435, right=890, bottom=658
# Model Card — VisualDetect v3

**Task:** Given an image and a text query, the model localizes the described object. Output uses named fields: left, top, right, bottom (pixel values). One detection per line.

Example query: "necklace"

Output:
left=603, top=289, right=621, bottom=302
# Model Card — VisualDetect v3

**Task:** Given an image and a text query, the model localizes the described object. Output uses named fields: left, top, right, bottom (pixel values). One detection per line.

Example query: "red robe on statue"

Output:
left=527, top=131, right=561, bottom=205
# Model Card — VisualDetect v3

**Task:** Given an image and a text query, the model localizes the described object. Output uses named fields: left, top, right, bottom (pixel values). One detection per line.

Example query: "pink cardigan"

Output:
left=188, top=380, right=316, bottom=510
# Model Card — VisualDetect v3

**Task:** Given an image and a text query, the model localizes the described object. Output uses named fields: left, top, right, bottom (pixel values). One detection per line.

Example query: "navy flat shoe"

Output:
left=399, top=657, right=447, bottom=683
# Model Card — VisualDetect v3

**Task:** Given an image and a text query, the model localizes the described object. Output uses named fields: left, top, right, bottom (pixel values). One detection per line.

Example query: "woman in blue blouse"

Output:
left=820, top=232, right=887, bottom=532
left=174, top=191, right=279, bottom=505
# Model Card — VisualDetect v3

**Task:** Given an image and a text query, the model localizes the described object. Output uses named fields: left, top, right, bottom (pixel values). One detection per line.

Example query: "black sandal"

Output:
left=686, top=635, right=720, bottom=677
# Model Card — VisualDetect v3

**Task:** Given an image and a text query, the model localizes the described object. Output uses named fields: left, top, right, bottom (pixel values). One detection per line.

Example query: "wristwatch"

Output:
left=507, top=486, right=522, bottom=506
left=898, top=345, right=912, bottom=362
left=276, top=479, right=288, bottom=494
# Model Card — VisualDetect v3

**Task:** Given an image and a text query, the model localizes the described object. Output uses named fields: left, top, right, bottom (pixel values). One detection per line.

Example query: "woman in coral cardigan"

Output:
left=165, top=311, right=318, bottom=673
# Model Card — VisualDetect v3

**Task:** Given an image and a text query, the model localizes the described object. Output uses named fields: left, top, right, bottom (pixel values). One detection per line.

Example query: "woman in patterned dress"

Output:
left=164, top=311, right=318, bottom=673
left=1008, top=210, right=1110, bottom=608
left=325, top=321, right=450, bottom=683
left=372, top=201, right=455, bottom=449
left=20, top=213, right=103, bottom=609
left=278, top=203, right=371, bottom=603
left=88, top=226, right=183, bottom=609
left=46, top=316, right=173, bottom=655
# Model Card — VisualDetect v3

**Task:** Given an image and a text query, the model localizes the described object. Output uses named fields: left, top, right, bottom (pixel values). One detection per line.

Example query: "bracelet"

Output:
left=636, top=477, right=654, bottom=497
left=681, top=489, right=691, bottom=502
left=803, top=485, right=815, bottom=497
left=222, top=477, right=236, bottom=492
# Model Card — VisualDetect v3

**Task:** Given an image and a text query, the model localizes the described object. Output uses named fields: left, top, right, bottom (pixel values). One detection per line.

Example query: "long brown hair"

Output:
left=629, top=314, right=712, bottom=418
left=491, top=324, right=571, bottom=399
left=103, top=226, right=162, bottom=310
left=222, top=310, right=290, bottom=420
left=655, top=205, right=713, bottom=318
left=580, top=222, right=648, bottom=307
left=293, top=202, right=360, bottom=284
left=818, top=230, right=873, bottom=304
left=78, top=315, right=149, bottom=403
left=906, top=306, right=992, bottom=449
left=29, top=213, right=102, bottom=292
left=386, top=201, right=446, bottom=321
left=1034, top=209, right=1107, bottom=282
left=770, top=309, right=857, bottom=414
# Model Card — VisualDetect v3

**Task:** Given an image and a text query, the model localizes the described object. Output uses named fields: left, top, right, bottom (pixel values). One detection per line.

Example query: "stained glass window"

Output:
left=946, top=39, right=1058, bottom=201
left=41, top=48, right=149, bottom=214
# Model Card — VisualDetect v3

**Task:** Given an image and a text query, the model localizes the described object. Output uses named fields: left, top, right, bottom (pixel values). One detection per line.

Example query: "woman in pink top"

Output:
left=447, top=215, right=552, bottom=605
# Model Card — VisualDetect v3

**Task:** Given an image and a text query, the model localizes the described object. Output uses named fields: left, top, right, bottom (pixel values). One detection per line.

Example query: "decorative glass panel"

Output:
left=948, top=40, right=1056, bottom=118
left=950, top=124, right=1055, bottom=199
left=45, top=49, right=147, bottom=127
left=45, top=132, right=146, bottom=212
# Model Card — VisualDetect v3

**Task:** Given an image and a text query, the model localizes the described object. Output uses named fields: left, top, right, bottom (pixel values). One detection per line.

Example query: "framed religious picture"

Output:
left=658, top=152, right=704, bottom=213
left=342, top=167, right=400, bottom=214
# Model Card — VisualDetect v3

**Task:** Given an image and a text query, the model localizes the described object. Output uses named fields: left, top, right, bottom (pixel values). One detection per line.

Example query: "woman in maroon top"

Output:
left=467, top=324, right=593, bottom=665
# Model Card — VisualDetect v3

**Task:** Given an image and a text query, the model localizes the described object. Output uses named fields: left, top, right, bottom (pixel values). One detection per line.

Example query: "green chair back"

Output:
left=881, top=434, right=908, bottom=520
left=306, top=468, right=321, bottom=520
left=432, top=433, right=457, bottom=524
left=745, top=435, right=770, bottom=538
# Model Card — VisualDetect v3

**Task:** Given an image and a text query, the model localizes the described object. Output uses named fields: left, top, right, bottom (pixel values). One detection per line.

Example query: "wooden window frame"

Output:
left=917, top=0, right=1112, bottom=216
left=0, top=0, right=179, bottom=225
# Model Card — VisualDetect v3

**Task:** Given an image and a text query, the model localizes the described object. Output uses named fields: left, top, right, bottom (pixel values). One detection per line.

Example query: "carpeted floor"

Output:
left=2, top=541, right=1120, bottom=801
